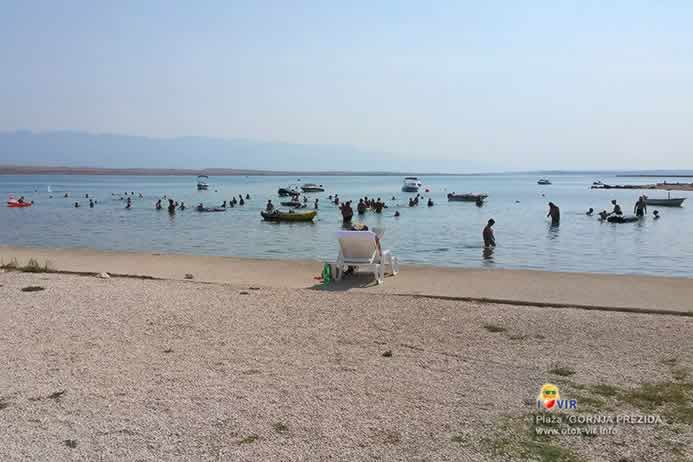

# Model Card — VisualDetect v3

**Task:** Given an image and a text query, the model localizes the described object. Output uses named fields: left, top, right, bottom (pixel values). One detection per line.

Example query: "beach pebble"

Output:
left=185, top=273, right=194, bottom=280
left=96, top=272, right=111, bottom=279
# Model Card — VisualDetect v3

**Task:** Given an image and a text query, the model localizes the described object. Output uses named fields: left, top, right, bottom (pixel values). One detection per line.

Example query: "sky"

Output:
left=1, top=1, right=692, bottom=172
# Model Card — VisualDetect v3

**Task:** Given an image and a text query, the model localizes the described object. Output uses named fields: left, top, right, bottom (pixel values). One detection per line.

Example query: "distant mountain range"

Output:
left=1, top=130, right=692, bottom=176
left=0, top=130, right=407, bottom=173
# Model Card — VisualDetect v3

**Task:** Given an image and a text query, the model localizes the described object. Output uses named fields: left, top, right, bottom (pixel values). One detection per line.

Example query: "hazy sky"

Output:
left=1, top=1, right=692, bottom=171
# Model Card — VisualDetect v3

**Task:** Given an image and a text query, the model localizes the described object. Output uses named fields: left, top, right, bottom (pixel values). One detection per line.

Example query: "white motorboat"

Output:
left=401, top=177, right=422, bottom=192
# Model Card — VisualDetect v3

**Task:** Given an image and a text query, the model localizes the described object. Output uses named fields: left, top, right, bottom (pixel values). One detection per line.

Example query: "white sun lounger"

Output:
left=335, top=230, right=399, bottom=284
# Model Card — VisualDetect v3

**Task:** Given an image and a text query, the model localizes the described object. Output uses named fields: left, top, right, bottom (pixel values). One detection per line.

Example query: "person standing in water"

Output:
left=547, top=202, right=560, bottom=225
left=634, top=196, right=647, bottom=217
left=168, top=199, right=176, bottom=214
left=340, top=201, right=353, bottom=224
left=483, top=219, right=496, bottom=247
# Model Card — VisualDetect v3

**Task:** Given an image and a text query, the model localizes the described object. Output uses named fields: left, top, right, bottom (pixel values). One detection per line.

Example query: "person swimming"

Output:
left=653, top=210, right=660, bottom=220
left=314, top=198, right=319, bottom=209
left=74, top=202, right=80, bottom=208
left=598, top=210, right=608, bottom=220
left=126, top=197, right=132, bottom=209
left=394, top=210, right=400, bottom=217
left=476, top=196, right=484, bottom=207
left=246, top=194, right=250, bottom=199
left=155, top=199, right=162, bottom=210
left=89, top=199, right=94, bottom=208
left=179, top=201, right=186, bottom=210
left=222, top=201, right=227, bottom=208
left=168, top=199, right=176, bottom=214
left=586, top=208, right=594, bottom=216
left=427, top=198, right=434, bottom=207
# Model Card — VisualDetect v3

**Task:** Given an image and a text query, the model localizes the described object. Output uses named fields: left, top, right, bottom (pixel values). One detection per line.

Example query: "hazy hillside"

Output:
left=0, top=131, right=391, bottom=172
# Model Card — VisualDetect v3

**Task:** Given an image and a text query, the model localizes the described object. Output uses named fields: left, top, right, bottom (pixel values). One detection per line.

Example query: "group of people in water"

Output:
left=407, top=193, right=434, bottom=208
left=585, top=197, right=660, bottom=221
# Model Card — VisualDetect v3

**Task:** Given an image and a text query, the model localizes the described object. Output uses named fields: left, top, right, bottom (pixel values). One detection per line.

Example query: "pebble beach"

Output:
left=1, top=270, right=691, bottom=461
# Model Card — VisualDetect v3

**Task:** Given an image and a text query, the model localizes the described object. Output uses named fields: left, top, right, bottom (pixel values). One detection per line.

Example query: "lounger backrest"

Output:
left=336, top=231, right=378, bottom=263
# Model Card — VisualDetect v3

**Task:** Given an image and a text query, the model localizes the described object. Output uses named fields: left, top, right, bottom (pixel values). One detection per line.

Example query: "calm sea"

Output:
left=1, top=173, right=691, bottom=277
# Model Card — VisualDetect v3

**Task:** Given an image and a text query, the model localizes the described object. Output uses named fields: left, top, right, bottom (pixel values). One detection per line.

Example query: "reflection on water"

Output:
left=1, top=173, right=692, bottom=277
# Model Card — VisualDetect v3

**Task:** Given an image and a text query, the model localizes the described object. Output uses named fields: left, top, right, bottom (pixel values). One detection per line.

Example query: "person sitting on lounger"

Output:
left=266, top=200, right=274, bottom=211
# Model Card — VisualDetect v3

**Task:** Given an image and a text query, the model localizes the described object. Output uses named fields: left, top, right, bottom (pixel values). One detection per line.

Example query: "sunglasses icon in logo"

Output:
left=536, top=383, right=577, bottom=411
left=537, top=384, right=560, bottom=411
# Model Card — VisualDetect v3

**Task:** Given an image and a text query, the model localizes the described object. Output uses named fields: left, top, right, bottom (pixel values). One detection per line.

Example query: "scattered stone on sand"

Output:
left=21, top=286, right=45, bottom=292
left=63, top=440, right=78, bottom=449
left=1, top=272, right=691, bottom=462
left=184, top=273, right=194, bottom=280
left=382, top=350, right=393, bottom=357
left=239, top=291, right=249, bottom=295
left=96, top=272, right=110, bottom=279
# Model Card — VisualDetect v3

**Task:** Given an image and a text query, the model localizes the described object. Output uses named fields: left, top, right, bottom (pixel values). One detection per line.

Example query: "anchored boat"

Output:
left=300, top=183, right=325, bottom=192
left=401, top=177, right=422, bottom=192
left=278, top=186, right=300, bottom=197
left=197, top=175, right=209, bottom=190
left=644, top=193, right=686, bottom=207
left=261, top=210, right=317, bottom=222
left=447, top=193, right=488, bottom=202
left=537, top=178, right=552, bottom=185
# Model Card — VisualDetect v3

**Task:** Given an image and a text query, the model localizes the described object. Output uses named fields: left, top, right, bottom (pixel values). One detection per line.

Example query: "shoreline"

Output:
left=2, top=245, right=691, bottom=316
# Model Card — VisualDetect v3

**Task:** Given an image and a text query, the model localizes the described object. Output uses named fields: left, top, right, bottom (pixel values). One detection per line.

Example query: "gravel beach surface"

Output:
left=0, top=272, right=691, bottom=461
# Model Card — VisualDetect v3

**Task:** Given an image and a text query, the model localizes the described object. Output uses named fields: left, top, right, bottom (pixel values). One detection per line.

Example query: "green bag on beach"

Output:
left=322, top=262, right=332, bottom=285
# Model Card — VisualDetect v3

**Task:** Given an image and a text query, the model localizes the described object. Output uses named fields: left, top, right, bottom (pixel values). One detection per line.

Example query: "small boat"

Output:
left=197, top=175, right=209, bottom=190
left=280, top=201, right=305, bottom=208
left=261, top=210, right=317, bottom=222
left=607, top=215, right=640, bottom=223
left=447, top=193, right=488, bottom=202
left=7, top=200, right=32, bottom=208
left=644, top=193, right=686, bottom=207
left=301, top=183, right=325, bottom=192
left=537, top=178, right=552, bottom=185
left=402, top=177, right=422, bottom=192
left=278, top=186, right=300, bottom=197
left=196, top=206, right=225, bottom=212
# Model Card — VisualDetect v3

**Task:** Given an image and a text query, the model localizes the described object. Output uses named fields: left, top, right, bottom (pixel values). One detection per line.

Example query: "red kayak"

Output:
left=7, top=201, right=32, bottom=208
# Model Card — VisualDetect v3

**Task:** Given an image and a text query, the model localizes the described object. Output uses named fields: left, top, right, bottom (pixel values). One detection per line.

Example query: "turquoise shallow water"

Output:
left=1, top=173, right=692, bottom=277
